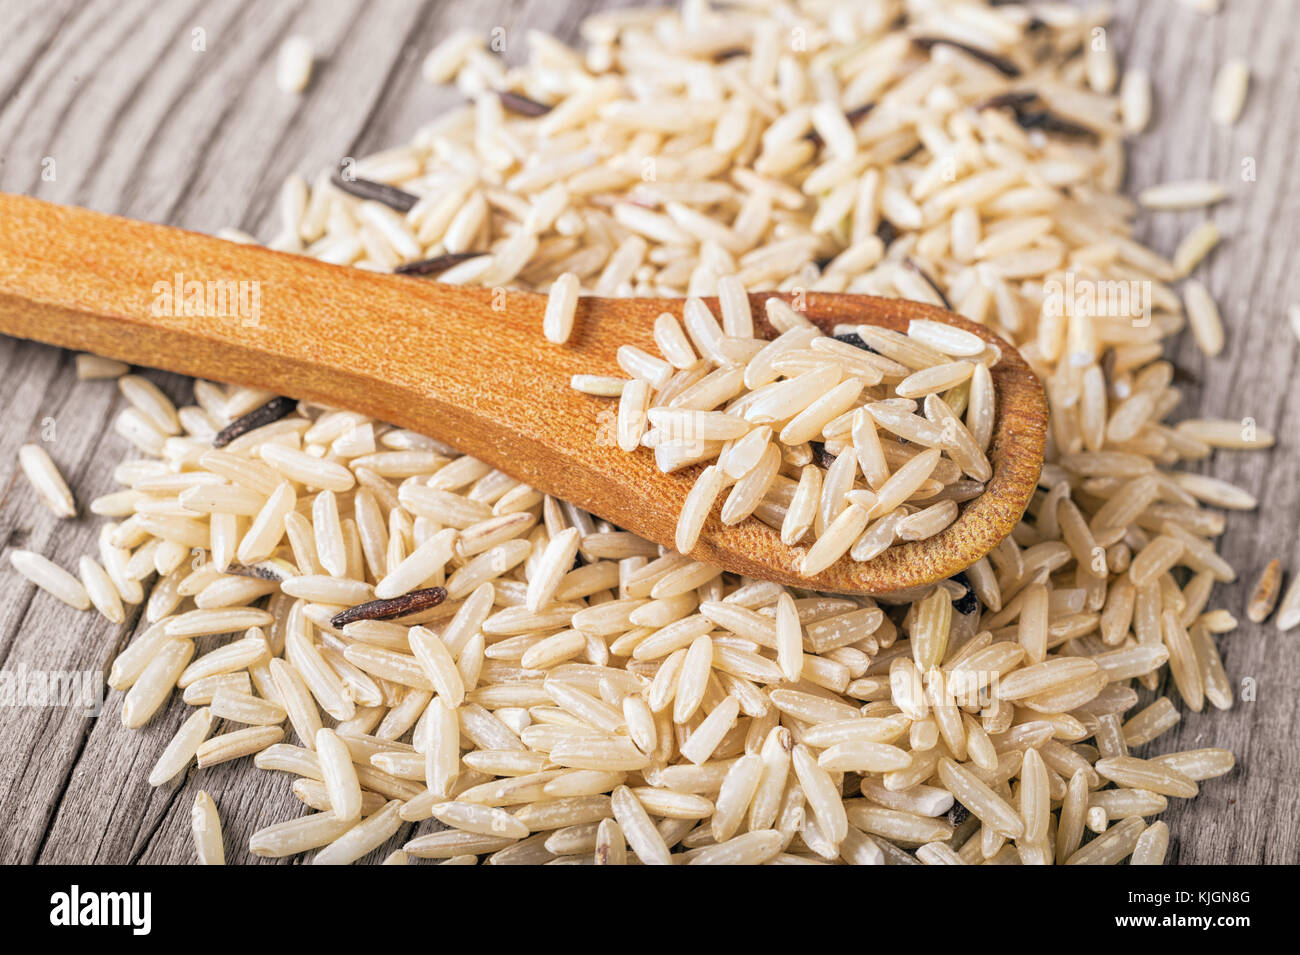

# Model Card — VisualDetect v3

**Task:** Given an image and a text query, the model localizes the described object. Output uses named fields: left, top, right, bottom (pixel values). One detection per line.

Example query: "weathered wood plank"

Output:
left=0, top=0, right=1296, bottom=865
left=1117, top=0, right=1300, bottom=865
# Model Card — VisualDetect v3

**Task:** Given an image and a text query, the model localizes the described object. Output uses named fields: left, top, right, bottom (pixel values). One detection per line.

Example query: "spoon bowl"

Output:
left=0, top=193, right=1047, bottom=594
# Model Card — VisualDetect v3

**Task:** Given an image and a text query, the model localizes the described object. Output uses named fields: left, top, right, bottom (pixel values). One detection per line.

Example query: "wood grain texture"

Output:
left=0, top=0, right=1296, bottom=865
left=0, top=194, right=1047, bottom=594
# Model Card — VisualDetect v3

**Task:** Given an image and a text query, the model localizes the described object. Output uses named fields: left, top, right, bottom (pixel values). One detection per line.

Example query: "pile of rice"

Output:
left=11, top=0, right=1272, bottom=864
left=566, top=297, right=1003, bottom=571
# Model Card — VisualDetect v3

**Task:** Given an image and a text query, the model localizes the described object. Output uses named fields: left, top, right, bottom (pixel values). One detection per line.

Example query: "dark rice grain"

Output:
left=330, top=587, right=448, bottom=627
left=498, top=90, right=552, bottom=116
left=912, top=37, right=1021, bottom=77
left=810, top=442, right=837, bottom=470
left=833, top=332, right=880, bottom=355
left=330, top=170, right=419, bottom=212
left=948, top=572, right=979, bottom=616
left=947, top=801, right=972, bottom=827
left=907, top=259, right=953, bottom=310
left=212, top=396, right=298, bottom=448
left=395, top=251, right=488, bottom=276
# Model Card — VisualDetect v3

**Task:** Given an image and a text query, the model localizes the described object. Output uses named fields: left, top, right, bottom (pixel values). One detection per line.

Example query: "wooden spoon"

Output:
left=0, top=193, right=1046, bottom=595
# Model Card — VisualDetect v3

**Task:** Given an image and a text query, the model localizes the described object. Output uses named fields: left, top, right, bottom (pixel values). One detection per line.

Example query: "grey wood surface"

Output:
left=0, top=0, right=1296, bottom=865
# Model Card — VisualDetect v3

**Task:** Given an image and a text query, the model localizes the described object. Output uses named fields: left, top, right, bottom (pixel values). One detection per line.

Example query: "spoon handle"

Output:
left=0, top=193, right=1048, bottom=594
left=0, top=192, right=644, bottom=503
left=0, top=192, right=562, bottom=432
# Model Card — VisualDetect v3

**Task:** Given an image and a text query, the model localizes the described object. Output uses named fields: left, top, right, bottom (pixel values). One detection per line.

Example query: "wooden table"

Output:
left=1, top=0, right=1296, bottom=864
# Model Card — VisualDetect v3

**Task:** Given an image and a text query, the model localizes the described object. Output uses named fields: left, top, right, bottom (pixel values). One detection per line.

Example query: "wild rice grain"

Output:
left=330, top=586, right=448, bottom=627
left=329, top=171, right=419, bottom=213
left=395, top=251, right=488, bottom=276
left=498, top=89, right=552, bottom=116
left=212, top=396, right=297, bottom=448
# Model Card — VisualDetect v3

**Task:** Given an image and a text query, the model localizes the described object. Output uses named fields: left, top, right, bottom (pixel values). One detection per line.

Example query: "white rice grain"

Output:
left=1119, top=69, right=1151, bottom=134
left=76, top=353, right=129, bottom=379
left=191, top=791, right=225, bottom=864
left=543, top=272, right=580, bottom=344
left=1138, top=180, right=1225, bottom=210
left=1211, top=59, right=1249, bottom=127
left=18, top=444, right=76, bottom=518
left=1182, top=280, right=1224, bottom=357
left=10, top=549, right=90, bottom=610
left=277, top=36, right=315, bottom=94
